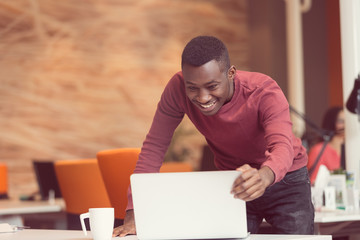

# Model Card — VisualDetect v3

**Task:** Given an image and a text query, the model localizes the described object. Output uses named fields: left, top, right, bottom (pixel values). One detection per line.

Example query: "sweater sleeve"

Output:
left=257, top=78, right=295, bottom=183
left=126, top=74, right=185, bottom=210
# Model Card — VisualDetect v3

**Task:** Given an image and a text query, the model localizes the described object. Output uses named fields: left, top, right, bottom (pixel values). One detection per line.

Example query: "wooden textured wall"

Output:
left=0, top=0, right=249, bottom=197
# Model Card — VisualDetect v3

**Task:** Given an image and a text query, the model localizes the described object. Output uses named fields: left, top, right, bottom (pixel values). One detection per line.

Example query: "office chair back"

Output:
left=97, top=148, right=140, bottom=220
left=54, top=159, right=111, bottom=215
left=160, top=161, right=193, bottom=173
left=0, top=163, right=8, bottom=199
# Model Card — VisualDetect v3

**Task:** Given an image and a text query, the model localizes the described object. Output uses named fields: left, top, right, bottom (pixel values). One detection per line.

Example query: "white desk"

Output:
left=260, top=209, right=360, bottom=236
left=315, top=209, right=360, bottom=223
left=0, top=199, right=63, bottom=215
left=0, top=229, right=332, bottom=240
left=315, top=209, right=360, bottom=236
left=0, top=199, right=64, bottom=226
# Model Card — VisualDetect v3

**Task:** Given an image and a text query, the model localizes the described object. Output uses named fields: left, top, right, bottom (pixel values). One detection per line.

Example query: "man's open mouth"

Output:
left=200, top=100, right=216, bottom=109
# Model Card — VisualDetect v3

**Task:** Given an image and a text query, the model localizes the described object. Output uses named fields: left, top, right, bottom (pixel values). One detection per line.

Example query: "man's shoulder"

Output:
left=236, top=70, right=268, bottom=77
left=161, top=71, right=187, bottom=102
left=167, top=71, right=184, bottom=86
left=235, top=70, right=275, bottom=90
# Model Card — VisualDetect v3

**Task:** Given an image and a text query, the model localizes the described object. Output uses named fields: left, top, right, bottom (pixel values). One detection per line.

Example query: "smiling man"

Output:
left=183, top=60, right=234, bottom=116
left=113, top=36, right=314, bottom=236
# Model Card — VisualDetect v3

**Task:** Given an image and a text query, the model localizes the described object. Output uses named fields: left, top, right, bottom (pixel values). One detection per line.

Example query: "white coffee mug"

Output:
left=80, top=208, right=114, bottom=240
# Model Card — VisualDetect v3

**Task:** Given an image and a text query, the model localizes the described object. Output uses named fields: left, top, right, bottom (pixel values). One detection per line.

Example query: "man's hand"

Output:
left=112, top=209, right=136, bottom=237
left=231, top=164, right=275, bottom=201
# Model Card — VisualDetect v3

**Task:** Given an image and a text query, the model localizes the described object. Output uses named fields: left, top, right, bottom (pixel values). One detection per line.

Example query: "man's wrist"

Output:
left=124, top=209, right=134, bottom=222
left=259, top=166, right=275, bottom=187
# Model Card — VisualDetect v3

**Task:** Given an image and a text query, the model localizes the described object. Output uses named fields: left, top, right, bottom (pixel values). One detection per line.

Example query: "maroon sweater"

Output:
left=127, top=70, right=307, bottom=210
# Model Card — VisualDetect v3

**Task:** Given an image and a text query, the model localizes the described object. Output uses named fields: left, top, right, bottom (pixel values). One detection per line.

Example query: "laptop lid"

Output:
left=131, top=170, right=248, bottom=240
left=33, top=160, right=62, bottom=200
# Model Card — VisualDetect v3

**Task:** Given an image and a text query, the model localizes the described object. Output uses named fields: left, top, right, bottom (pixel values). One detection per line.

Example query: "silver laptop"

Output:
left=131, top=170, right=248, bottom=240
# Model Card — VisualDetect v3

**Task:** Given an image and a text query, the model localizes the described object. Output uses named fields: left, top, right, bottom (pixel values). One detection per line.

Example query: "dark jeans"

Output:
left=246, top=166, right=314, bottom=234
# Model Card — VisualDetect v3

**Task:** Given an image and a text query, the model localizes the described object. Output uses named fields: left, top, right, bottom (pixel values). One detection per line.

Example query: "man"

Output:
left=113, top=36, right=314, bottom=236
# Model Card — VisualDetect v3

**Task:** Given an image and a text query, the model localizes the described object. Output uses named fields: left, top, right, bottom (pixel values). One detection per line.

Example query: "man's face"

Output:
left=183, top=60, right=235, bottom=116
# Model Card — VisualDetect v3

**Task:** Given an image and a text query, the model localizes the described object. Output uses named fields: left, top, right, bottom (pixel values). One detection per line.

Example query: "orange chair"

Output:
left=54, top=159, right=111, bottom=229
left=0, top=163, right=8, bottom=199
left=160, top=161, right=193, bottom=173
left=96, top=148, right=140, bottom=220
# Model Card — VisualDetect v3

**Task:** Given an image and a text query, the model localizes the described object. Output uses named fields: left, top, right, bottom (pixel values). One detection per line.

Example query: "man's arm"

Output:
left=119, top=74, right=186, bottom=236
left=258, top=79, right=297, bottom=183
left=125, top=74, right=186, bottom=211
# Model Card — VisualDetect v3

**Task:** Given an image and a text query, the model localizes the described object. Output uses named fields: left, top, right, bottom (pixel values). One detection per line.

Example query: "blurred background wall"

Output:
left=0, top=0, right=342, bottom=198
left=0, top=0, right=249, bottom=197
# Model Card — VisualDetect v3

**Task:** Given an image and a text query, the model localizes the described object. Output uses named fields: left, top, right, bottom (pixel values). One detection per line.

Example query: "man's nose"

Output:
left=197, top=89, right=211, bottom=103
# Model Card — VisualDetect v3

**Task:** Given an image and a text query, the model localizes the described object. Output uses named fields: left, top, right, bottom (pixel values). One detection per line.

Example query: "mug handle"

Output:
left=79, top=212, right=90, bottom=236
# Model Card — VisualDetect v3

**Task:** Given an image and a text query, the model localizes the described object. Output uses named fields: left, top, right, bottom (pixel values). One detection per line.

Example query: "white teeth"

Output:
left=200, top=101, right=215, bottom=109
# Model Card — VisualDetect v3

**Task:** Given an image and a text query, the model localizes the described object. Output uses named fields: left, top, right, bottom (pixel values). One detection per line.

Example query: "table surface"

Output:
left=315, top=209, right=360, bottom=223
left=0, top=199, right=64, bottom=215
left=0, top=199, right=357, bottom=238
left=1, top=198, right=359, bottom=223
left=0, top=229, right=332, bottom=240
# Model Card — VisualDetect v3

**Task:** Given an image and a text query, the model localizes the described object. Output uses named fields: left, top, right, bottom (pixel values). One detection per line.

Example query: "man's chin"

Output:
left=199, top=106, right=220, bottom=116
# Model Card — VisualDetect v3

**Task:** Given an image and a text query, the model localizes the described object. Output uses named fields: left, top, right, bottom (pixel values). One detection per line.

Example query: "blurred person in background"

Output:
left=307, top=106, right=345, bottom=184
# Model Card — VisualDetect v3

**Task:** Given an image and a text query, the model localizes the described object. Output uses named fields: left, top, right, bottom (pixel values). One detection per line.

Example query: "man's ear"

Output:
left=227, top=65, right=236, bottom=80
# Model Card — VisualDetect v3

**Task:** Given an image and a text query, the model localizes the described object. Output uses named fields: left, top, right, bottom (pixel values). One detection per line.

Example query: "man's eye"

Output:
left=187, top=86, right=197, bottom=91
left=208, top=85, right=218, bottom=90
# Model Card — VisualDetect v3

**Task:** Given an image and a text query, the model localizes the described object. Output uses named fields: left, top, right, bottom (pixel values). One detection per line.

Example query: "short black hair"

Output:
left=181, top=36, right=230, bottom=72
left=322, top=106, right=343, bottom=132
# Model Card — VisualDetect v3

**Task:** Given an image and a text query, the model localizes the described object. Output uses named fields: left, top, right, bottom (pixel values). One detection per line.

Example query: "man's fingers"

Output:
left=112, top=226, right=123, bottom=237
left=236, top=164, right=251, bottom=173
left=233, top=181, right=264, bottom=201
left=231, top=167, right=266, bottom=201
left=232, top=167, right=258, bottom=190
left=234, top=187, right=263, bottom=201
left=112, top=225, right=135, bottom=237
